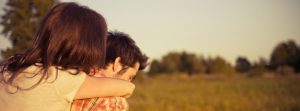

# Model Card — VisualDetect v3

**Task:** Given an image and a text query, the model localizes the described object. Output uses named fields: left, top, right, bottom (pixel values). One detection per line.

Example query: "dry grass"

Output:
left=128, top=75, right=300, bottom=111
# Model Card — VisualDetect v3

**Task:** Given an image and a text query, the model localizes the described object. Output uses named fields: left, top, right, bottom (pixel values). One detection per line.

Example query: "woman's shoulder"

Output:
left=23, top=63, right=87, bottom=78
left=9, top=63, right=86, bottom=88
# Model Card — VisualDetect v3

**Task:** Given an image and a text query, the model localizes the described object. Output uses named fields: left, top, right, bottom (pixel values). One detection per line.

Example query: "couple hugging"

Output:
left=0, top=2, right=148, bottom=111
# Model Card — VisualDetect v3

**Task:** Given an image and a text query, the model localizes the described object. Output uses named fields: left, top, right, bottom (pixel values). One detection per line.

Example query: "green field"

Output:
left=128, top=75, right=300, bottom=111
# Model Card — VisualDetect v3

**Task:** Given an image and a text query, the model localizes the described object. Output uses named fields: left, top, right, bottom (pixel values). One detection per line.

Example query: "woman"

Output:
left=0, top=2, right=134, bottom=111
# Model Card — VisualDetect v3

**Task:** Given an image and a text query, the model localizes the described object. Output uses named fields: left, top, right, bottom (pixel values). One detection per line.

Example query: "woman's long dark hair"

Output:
left=0, top=2, right=107, bottom=91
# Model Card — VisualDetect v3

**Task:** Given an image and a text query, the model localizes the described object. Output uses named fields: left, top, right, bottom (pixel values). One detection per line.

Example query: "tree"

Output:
left=270, top=40, right=300, bottom=72
left=160, top=52, right=182, bottom=73
left=235, top=56, right=251, bottom=73
left=1, top=0, right=58, bottom=58
left=180, top=52, right=206, bottom=75
left=148, top=59, right=163, bottom=75
left=206, top=56, right=235, bottom=75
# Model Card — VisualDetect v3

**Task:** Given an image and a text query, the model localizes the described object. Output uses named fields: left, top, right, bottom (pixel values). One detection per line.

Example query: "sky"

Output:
left=0, top=0, right=300, bottom=64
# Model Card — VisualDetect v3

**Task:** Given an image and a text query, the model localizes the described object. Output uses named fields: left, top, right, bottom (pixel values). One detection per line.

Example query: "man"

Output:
left=71, top=31, right=148, bottom=111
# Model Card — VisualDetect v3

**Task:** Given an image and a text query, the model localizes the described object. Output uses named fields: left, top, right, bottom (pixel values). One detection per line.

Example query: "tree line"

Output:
left=0, top=0, right=299, bottom=77
left=148, top=40, right=300, bottom=76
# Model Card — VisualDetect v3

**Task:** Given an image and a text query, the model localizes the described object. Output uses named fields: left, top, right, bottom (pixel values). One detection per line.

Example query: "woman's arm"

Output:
left=74, top=75, right=135, bottom=99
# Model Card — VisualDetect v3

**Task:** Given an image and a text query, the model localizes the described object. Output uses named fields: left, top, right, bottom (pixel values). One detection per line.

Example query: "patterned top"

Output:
left=71, top=70, right=129, bottom=111
left=71, top=97, right=129, bottom=111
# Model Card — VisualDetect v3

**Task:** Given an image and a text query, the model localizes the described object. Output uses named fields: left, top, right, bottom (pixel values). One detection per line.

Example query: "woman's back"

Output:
left=0, top=3, right=135, bottom=111
left=0, top=64, right=86, bottom=111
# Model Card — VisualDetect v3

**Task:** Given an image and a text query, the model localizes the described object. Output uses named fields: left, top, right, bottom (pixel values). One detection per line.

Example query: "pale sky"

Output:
left=0, top=0, right=300, bottom=64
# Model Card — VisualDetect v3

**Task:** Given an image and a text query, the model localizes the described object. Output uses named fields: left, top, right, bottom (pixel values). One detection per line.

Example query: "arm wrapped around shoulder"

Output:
left=74, top=76, right=135, bottom=99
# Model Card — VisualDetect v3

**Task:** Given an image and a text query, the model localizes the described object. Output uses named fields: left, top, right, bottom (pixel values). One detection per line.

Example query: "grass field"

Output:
left=128, top=74, right=300, bottom=111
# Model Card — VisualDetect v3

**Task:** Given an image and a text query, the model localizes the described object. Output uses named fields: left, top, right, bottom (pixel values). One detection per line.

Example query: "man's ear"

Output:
left=113, top=57, right=122, bottom=72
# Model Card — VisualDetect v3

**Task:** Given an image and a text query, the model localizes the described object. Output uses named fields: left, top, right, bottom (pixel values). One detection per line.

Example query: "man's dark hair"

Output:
left=105, top=31, right=148, bottom=70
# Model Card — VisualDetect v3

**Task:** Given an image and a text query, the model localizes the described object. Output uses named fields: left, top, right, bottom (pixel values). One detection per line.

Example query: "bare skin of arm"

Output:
left=74, top=75, right=135, bottom=99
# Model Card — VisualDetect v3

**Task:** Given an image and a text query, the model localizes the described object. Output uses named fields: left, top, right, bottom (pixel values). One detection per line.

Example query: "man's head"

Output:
left=93, top=31, right=148, bottom=81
